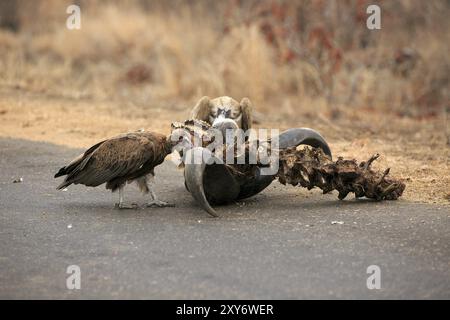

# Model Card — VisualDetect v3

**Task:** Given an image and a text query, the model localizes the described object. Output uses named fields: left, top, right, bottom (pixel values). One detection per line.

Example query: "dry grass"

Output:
left=0, top=0, right=448, bottom=205
left=1, top=0, right=447, bottom=112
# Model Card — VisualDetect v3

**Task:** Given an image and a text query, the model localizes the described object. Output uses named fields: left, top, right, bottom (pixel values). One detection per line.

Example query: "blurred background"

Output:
left=0, top=0, right=448, bottom=203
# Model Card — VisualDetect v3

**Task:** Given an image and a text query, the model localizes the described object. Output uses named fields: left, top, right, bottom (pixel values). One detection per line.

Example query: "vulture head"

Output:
left=169, top=128, right=194, bottom=150
left=190, top=96, right=252, bottom=134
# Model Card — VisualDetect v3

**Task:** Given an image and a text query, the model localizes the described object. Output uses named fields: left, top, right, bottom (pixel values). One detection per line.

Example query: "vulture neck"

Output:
left=166, top=135, right=186, bottom=154
left=165, top=136, right=176, bottom=154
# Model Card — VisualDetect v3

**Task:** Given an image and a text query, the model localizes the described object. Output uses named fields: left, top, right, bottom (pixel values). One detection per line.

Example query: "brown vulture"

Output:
left=54, top=130, right=191, bottom=209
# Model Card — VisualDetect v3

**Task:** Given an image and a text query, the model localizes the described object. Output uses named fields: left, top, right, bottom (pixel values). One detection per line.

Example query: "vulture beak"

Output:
left=211, top=117, right=239, bottom=138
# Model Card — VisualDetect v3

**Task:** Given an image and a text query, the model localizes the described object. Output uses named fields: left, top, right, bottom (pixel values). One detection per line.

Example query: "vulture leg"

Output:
left=115, top=186, right=138, bottom=209
left=146, top=189, right=175, bottom=208
left=146, top=176, right=175, bottom=208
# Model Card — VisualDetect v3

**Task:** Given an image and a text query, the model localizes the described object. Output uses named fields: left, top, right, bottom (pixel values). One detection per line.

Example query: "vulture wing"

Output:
left=55, top=132, right=171, bottom=191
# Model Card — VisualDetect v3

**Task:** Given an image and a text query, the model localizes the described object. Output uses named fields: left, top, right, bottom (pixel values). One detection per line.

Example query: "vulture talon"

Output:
left=115, top=202, right=139, bottom=210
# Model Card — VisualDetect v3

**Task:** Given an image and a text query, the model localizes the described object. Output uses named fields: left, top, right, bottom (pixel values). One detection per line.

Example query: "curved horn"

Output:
left=184, top=147, right=240, bottom=217
left=277, top=128, right=332, bottom=158
left=184, top=148, right=217, bottom=217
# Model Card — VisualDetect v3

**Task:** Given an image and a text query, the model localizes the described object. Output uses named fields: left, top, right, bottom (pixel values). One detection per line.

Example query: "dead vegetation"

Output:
left=0, top=0, right=448, bottom=115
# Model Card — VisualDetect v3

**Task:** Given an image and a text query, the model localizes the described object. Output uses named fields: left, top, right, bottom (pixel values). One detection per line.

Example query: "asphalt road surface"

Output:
left=0, top=138, right=449, bottom=299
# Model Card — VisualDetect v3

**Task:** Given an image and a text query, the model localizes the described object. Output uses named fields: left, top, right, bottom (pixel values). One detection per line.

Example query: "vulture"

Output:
left=191, top=96, right=252, bottom=132
left=54, top=130, right=191, bottom=209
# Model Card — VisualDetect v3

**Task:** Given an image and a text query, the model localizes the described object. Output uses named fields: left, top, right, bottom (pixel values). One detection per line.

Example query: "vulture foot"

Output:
left=115, top=202, right=139, bottom=210
left=146, top=200, right=175, bottom=208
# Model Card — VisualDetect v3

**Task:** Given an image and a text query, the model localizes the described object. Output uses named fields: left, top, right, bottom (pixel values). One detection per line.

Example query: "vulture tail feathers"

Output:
left=54, top=140, right=106, bottom=186
left=54, top=167, right=68, bottom=178
left=56, top=180, right=73, bottom=190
